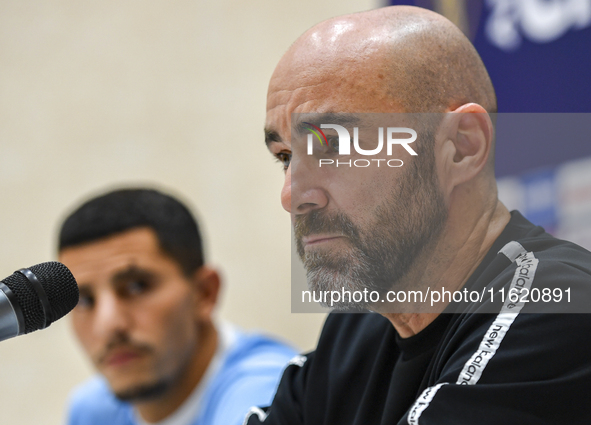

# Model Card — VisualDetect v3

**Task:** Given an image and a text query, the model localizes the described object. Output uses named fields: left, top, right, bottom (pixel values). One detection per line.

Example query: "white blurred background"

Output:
left=0, top=1, right=377, bottom=423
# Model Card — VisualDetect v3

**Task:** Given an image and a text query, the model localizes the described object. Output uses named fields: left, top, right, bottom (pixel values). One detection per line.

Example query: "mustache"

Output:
left=96, top=333, right=154, bottom=364
left=294, top=210, right=361, bottom=249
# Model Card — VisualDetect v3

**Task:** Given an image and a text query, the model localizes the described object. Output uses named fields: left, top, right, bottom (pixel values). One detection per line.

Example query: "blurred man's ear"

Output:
left=191, top=266, right=221, bottom=322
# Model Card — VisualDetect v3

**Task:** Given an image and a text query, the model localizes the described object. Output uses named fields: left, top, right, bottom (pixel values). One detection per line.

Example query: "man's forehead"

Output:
left=266, top=29, right=385, bottom=113
left=61, top=250, right=146, bottom=286
left=266, top=73, right=335, bottom=112
left=59, top=228, right=164, bottom=280
left=266, top=57, right=402, bottom=134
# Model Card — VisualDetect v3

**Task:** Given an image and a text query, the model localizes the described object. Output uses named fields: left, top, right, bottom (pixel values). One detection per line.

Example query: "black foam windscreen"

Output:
left=1, top=262, right=79, bottom=334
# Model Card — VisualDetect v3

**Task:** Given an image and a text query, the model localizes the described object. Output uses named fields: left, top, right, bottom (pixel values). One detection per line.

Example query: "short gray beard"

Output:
left=305, top=247, right=378, bottom=310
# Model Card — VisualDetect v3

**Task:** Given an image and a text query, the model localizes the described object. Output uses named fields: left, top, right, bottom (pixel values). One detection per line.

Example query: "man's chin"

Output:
left=307, top=278, right=374, bottom=311
left=112, top=379, right=170, bottom=402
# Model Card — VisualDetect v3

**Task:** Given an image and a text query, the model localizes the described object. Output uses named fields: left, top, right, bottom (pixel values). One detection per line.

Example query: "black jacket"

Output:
left=246, top=211, right=591, bottom=425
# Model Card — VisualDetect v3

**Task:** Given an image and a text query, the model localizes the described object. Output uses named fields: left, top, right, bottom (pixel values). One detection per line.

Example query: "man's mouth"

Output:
left=301, top=234, right=346, bottom=248
left=101, top=348, right=146, bottom=368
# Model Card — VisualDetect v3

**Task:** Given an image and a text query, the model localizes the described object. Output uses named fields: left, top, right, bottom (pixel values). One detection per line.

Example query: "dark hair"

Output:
left=58, top=188, right=204, bottom=275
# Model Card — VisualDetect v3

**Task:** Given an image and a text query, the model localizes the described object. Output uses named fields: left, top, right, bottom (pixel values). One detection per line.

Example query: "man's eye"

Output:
left=127, top=280, right=149, bottom=295
left=77, top=294, right=95, bottom=309
left=327, top=137, right=339, bottom=152
left=276, top=152, right=292, bottom=170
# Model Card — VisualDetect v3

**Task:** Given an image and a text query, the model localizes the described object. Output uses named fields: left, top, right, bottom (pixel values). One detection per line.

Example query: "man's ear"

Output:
left=191, top=265, right=221, bottom=322
left=440, top=103, right=494, bottom=190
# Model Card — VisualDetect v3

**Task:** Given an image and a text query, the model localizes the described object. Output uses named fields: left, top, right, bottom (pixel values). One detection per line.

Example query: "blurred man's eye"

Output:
left=77, top=293, right=95, bottom=309
left=113, top=267, right=157, bottom=297
left=126, top=280, right=150, bottom=295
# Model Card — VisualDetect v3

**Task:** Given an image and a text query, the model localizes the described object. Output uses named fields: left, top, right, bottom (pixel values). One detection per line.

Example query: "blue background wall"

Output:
left=389, top=0, right=591, bottom=247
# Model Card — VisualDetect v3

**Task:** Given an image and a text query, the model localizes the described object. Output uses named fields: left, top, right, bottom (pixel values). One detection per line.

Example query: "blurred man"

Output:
left=246, top=5, right=591, bottom=425
left=58, top=188, right=296, bottom=425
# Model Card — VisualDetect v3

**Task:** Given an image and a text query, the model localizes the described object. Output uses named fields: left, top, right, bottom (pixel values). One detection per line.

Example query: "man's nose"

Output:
left=281, top=156, right=328, bottom=216
left=93, top=293, right=131, bottom=338
left=280, top=167, right=292, bottom=212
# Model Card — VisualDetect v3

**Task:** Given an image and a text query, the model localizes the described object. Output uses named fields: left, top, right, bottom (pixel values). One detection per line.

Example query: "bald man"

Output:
left=246, top=6, right=591, bottom=425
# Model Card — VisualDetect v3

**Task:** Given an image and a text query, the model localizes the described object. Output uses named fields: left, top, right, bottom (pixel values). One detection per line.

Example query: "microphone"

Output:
left=0, top=261, right=79, bottom=342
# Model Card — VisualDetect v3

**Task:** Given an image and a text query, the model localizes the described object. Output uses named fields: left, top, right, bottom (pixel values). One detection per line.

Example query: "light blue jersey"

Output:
left=67, top=327, right=296, bottom=425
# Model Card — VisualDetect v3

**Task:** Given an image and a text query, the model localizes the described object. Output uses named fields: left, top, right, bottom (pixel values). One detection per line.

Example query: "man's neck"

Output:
left=383, top=200, right=511, bottom=338
left=135, top=323, right=218, bottom=423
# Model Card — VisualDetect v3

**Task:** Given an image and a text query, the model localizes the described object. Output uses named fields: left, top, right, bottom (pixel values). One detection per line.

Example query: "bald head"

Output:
left=269, top=6, right=496, bottom=114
